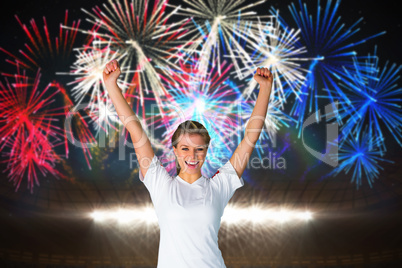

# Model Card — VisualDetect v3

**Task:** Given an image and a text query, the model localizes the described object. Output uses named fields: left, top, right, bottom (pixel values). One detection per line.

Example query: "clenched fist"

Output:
left=103, top=59, right=121, bottom=86
left=253, top=67, right=273, bottom=89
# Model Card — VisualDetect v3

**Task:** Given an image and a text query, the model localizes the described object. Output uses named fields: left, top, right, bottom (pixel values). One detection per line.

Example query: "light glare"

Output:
left=90, top=207, right=313, bottom=226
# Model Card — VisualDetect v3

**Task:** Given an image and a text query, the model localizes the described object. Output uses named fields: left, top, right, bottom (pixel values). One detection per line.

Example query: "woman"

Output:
left=103, top=60, right=272, bottom=267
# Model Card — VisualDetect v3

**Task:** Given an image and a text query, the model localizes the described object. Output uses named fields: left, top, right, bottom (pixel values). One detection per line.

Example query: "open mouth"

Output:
left=185, top=161, right=199, bottom=168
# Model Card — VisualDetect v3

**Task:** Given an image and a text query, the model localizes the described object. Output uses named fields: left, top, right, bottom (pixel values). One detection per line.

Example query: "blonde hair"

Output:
left=171, top=120, right=211, bottom=175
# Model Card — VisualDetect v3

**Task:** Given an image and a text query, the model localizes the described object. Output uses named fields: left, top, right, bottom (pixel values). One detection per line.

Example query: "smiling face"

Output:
left=173, top=133, right=208, bottom=175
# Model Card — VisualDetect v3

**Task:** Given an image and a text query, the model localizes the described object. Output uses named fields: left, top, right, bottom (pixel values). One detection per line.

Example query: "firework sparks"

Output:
left=234, top=13, right=312, bottom=104
left=57, top=38, right=128, bottom=114
left=0, top=10, right=82, bottom=74
left=54, top=82, right=96, bottom=170
left=87, top=95, right=122, bottom=136
left=168, top=0, right=274, bottom=78
left=275, top=0, right=385, bottom=137
left=327, top=129, right=393, bottom=189
left=0, top=68, right=68, bottom=192
left=1, top=124, right=67, bottom=193
left=333, top=48, right=402, bottom=154
left=67, top=0, right=192, bottom=106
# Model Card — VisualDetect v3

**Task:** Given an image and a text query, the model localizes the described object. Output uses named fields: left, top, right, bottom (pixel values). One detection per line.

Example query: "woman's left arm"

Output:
left=229, top=67, right=273, bottom=178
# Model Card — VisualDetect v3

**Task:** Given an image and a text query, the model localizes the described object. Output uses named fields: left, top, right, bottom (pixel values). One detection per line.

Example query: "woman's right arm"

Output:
left=103, top=60, right=154, bottom=178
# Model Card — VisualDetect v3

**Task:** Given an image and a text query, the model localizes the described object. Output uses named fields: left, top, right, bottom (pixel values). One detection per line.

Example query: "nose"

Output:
left=186, top=153, right=196, bottom=161
left=185, top=149, right=199, bottom=161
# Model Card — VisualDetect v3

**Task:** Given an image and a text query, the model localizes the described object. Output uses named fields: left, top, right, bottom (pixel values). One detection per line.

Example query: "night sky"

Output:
left=1, top=0, right=400, bottom=62
left=0, top=0, right=401, bottom=190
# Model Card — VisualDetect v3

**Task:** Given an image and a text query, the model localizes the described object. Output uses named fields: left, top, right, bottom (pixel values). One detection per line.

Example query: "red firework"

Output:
left=0, top=10, right=95, bottom=72
left=0, top=67, right=68, bottom=192
left=53, top=81, right=97, bottom=170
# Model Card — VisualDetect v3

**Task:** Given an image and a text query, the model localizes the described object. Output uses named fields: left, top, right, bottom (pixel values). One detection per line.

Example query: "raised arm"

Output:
left=229, top=67, right=273, bottom=178
left=103, top=60, right=154, bottom=178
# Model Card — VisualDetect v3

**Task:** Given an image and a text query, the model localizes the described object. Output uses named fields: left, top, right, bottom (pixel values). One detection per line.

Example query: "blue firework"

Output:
left=272, top=0, right=385, bottom=137
left=334, top=47, right=402, bottom=154
left=328, top=129, right=393, bottom=189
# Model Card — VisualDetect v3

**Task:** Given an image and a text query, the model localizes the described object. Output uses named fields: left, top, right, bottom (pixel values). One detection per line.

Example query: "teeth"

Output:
left=186, top=161, right=199, bottom=165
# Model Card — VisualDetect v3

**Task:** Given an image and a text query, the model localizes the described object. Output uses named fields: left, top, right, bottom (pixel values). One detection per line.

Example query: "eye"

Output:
left=181, top=148, right=204, bottom=151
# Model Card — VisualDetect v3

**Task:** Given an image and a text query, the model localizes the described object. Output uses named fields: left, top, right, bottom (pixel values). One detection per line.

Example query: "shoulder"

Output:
left=139, top=154, right=174, bottom=182
left=211, top=170, right=220, bottom=179
left=211, top=160, right=238, bottom=178
left=209, top=160, right=244, bottom=187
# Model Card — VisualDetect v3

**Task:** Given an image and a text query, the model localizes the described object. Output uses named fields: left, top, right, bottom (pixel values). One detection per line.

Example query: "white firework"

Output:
left=69, top=0, right=192, bottom=105
left=236, top=14, right=315, bottom=105
left=167, top=0, right=274, bottom=78
left=89, top=96, right=122, bottom=136
left=57, top=38, right=129, bottom=113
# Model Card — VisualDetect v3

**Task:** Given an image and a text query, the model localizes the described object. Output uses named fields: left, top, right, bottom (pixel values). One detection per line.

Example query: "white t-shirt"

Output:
left=139, top=154, right=244, bottom=268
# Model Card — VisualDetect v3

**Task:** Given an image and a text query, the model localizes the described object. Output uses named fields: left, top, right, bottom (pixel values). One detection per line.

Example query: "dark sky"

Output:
left=0, top=0, right=400, bottom=161
left=0, top=0, right=400, bottom=160
left=0, top=0, right=401, bottom=64
left=0, top=0, right=401, bottom=207
left=0, top=0, right=402, bottom=61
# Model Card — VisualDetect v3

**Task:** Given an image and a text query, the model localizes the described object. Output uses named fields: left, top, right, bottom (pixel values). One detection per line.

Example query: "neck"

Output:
left=178, top=171, right=202, bottom=184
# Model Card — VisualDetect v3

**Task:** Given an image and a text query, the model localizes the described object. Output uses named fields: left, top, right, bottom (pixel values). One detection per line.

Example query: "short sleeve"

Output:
left=211, top=160, right=245, bottom=207
left=139, top=154, right=171, bottom=204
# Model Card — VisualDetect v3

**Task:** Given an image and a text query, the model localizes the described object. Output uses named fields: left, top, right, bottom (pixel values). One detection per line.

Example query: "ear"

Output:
left=173, top=146, right=177, bottom=156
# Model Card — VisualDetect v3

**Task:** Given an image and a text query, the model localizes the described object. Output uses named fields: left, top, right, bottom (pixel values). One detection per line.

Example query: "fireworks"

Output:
left=87, top=95, right=122, bottom=136
left=334, top=48, right=402, bottom=154
left=0, top=0, right=400, bottom=193
left=168, top=0, right=274, bottom=78
left=235, top=13, right=311, bottom=104
left=54, top=82, right=96, bottom=170
left=0, top=68, right=68, bottom=192
left=57, top=38, right=128, bottom=111
left=71, top=0, right=192, bottom=105
left=327, top=129, right=392, bottom=189
left=277, top=0, right=385, bottom=137
left=0, top=10, right=82, bottom=74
